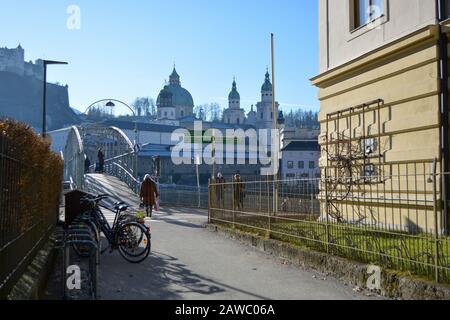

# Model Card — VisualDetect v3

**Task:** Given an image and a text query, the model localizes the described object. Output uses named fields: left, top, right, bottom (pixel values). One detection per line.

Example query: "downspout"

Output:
left=437, top=0, right=449, bottom=234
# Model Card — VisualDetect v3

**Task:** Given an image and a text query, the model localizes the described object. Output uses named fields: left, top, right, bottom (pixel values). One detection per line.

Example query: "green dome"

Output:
left=261, top=71, right=273, bottom=92
left=228, top=79, right=240, bottom=100
left=157, top=84, right=194, bottom=107
left=157, top=85, right=173, bottom=107
left=157, top=68, right=194, bottom=107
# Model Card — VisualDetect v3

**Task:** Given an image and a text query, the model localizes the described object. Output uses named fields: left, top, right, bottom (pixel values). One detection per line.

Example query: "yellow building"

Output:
left=311, top=0, right=450, bottom=233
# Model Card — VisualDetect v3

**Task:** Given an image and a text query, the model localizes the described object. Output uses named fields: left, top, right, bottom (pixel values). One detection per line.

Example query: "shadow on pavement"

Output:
left=98, top=251, right=270, bottom=300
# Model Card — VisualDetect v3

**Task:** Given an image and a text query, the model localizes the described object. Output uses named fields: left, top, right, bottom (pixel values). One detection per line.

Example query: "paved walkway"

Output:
left=85, top=174, right=381, bottom=300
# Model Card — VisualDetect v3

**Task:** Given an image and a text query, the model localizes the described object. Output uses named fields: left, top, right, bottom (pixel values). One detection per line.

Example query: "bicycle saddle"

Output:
left=114, top=204, right=128, bottom=212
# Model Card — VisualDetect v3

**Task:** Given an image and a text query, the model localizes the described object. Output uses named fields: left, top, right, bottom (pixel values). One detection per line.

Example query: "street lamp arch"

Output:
left=81, top=98, right=141, bottom=182
left=83, top=98, right=136, bottom=117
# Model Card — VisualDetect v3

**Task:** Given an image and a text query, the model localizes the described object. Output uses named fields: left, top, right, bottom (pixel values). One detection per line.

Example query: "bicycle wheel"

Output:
left=117, top=222, right=151, bottom=263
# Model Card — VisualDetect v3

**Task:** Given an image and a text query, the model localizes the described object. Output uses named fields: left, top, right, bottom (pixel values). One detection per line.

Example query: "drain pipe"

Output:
left=437, top=0, right=449, bottom=234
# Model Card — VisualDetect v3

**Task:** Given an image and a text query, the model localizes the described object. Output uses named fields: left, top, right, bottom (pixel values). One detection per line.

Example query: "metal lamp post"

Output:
left=42, top=60, right=68, bottom=138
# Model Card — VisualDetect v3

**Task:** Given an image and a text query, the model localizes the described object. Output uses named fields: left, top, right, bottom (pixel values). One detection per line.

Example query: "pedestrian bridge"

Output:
left=62, top=124, right=140, bottom=193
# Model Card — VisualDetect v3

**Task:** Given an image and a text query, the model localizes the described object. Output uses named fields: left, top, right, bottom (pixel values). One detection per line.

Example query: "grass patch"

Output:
left=210, top=210, right=450, bottom=283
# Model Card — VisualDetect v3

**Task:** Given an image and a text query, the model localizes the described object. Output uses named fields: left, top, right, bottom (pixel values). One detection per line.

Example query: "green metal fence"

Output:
left=209, top=171, right=450, bottom=284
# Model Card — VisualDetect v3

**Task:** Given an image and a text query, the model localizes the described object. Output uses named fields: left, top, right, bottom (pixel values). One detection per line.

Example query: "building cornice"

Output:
left=311, top=25, right=439, bottom=88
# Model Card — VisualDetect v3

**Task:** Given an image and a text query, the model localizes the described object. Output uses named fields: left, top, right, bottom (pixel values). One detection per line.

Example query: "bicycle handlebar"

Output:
left=80, top=194, right=111, bottom=204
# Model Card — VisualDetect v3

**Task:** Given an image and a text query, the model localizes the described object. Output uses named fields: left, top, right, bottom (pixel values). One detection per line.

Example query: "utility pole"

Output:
left=271, top=33, right=279, bottom=214
left=212, top=128, right=216, bottom=181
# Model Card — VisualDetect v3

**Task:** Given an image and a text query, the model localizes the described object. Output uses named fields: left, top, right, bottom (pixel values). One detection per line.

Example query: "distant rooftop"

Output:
left=101, top=119, right=182, bottom=133
left=282, top=140, right=320, bottom=152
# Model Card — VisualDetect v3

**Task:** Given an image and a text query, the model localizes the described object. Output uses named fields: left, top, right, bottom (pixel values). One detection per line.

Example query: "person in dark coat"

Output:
left=215, top=172, right=226, bottom=208
left=233, top=173, right=245, bottom=210
left=97, top=148, right=105, bottom=173
left=84, top=155, right=91, bottom=174
left=139, top=174, right=159, bottom=217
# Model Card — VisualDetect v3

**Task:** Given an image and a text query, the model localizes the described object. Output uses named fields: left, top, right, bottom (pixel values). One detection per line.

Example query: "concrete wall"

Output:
left=318, top=0, right=437, bottom=73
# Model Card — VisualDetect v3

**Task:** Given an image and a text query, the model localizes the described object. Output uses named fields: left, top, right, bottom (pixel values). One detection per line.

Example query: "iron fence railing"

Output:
left=0, top=135, right=56, bottom=297
left=209, top=170, right=450, bottom=284
left=159, top=185, right=209, bottom=209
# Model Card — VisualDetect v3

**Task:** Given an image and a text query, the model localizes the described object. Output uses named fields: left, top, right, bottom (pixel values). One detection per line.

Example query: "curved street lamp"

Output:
left=82, top=98, right=140, bottom=181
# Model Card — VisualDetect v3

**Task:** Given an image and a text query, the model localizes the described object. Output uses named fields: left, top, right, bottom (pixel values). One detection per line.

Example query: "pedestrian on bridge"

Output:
left=84, top=155, right=91, bottom=174
left=97, top=148, right=105, bottom=173
left=140, top=174, right=159, bottom=218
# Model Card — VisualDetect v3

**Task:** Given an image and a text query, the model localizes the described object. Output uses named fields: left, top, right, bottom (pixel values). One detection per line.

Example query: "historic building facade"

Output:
left=312, top=0, right=450, bottom=232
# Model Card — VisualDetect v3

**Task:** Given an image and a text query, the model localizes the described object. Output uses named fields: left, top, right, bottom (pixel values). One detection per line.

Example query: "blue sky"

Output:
left=0, top=0, right=319, bottom=114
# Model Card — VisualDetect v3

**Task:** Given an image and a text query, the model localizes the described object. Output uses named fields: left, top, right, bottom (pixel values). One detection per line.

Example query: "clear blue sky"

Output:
left=0, top=0, right=319, bottom=114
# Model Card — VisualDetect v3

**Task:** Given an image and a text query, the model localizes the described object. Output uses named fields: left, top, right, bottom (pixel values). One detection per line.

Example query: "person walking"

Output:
left=139, top=174, right=159, bottom=218
left=215, top=172, right=226, bottom=208
left=97, top=148, right=105, bottom=173
left=233, top=172, right=245, bottom=210
left=84, top=155, right=91, bottom=174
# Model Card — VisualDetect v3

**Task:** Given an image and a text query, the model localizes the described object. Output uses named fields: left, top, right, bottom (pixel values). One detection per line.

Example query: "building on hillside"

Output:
left=280, top=141, right=321, bottom=180
left=0, top=45, right=44, bottom=80
left=311, top=0, right=450, bottom=232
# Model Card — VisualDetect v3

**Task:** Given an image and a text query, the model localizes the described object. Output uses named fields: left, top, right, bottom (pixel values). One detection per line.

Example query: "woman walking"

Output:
left=139, top=174, right=159, bottom=218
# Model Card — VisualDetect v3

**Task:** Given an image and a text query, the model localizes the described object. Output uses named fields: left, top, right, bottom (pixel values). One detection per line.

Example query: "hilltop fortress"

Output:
left=0, top=45, right=79, bottom=130
left=0, top=45, right=44, bottom=81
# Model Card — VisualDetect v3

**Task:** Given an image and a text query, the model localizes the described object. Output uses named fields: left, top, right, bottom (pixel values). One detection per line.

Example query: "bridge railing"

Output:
left=159, top=185, right=209, bottom=209
left=103, top=152, right=140, bottom=194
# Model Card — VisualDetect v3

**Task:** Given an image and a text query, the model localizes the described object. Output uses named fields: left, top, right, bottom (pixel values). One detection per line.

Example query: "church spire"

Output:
left=262, top=69, right=273, bottom=92
left=169, top=66, right=180, bottom=85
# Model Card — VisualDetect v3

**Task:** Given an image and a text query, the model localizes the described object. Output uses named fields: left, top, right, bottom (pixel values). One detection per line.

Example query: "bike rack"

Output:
left=55, top=223, right=100, bottom=300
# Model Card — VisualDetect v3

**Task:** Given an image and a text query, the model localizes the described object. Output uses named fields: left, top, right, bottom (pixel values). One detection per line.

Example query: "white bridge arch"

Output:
left=63, top=124, right=140, bottom=192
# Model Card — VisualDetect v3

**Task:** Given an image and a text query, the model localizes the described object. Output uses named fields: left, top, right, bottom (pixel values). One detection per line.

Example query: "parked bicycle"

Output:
left=73, top=194, right=151, bottom=263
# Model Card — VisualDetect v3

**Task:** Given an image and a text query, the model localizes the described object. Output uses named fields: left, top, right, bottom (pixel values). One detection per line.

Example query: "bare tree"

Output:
left=132, top=97, right=155, bottom=118
left=195, top=103, right=223, bottom=121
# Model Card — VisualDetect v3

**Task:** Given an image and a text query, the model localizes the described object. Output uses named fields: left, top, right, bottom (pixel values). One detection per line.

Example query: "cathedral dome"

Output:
left=157, top=85, right=174, bottom=107
left=157, top=67, right=194, bottom=108
left=261, top=71, right=273, bottom=92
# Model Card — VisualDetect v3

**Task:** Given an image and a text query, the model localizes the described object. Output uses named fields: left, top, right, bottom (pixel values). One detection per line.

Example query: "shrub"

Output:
left=0, top=118, right=63, bottom=235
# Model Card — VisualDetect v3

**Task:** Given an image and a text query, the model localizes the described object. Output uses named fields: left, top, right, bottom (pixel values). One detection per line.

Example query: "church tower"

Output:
left=228, top=78, right=240, bottom=109
left=223, top=78, right=245, bottom=125
left=256, top=70, right=279, bottom=129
